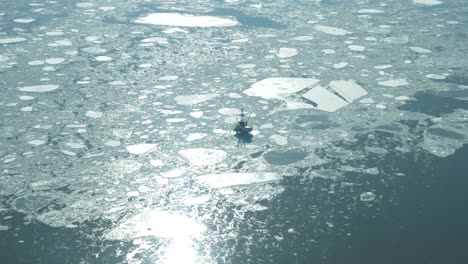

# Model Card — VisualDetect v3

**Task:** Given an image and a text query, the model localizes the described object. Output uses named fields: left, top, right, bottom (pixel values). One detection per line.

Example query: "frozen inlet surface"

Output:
left=302, top=86, right=349, bottom=112
left=197, top=172, right=280, bottom=188
left=135, top=13, right=238, bottom=27
left=243, top=78, right=320, bottom=100
left=105, top=210, right=205, bottom=240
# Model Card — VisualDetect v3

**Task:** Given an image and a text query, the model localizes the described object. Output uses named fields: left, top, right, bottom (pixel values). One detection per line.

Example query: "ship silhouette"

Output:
left=234, top=108, right=253, bottom=145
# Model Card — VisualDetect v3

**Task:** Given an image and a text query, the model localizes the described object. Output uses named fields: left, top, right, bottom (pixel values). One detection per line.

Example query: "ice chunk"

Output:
left=277, top=48, right=298, bottom=58
left=333, top=62, right=348, bottom=69
left=135, top=13, right=238, bottom=27
left=161, top=168, right=186, bottom=178
left=426, top=74, right=446, bottom=80
left=271, top=135, right=288, bottom=145
left=178, top=148, right=227, bottom=166
left=175, top=93, right=219, bottom=105
left=0, top=37, right=27, bottom=44
left=45, top=58, right=65, bottom=64
left=14, top=18, right=35, bottom=23
left=218, top=108, right=241, bottom=116
left=360, top=192, right=377, bottom=201
left=126, top=144, right=158, bottom=155
left=378, top=79, right=409, bottom=87
left=302, top=86, right=349, bottom=112
left=413, top=0, right=442, bottom=5
left=105, top=210, right=205, bottom=240
left=348, top=45, right=365, bottom=51
left=314, top=25, right=351, bottom=35
left=18, top=85, right=59, bottom=92
left=197, top=172, right=280, bottom=188
left=85, top=111, right=103, bottom=118
left=0, top=55, right=9, bottom=62
left=409, top=46, right=431, bottom=54
left=95, top=56, right=113, bottom=62
left=158, top=75, right=179, bottom=81
left=243, top=78, right=320, bottom=100
left=291, top=36, right=314, bottom=41
left=383, top=36, right=409, bottom=44
left=329, top=80, right=368, bottom=102
left=28, top=60, right=45, bottom=65
left=141, top=37, right=168, bottom=44
left=185, top=133, right=207, bottom=141
left=357, top=9, right=385, bottom=14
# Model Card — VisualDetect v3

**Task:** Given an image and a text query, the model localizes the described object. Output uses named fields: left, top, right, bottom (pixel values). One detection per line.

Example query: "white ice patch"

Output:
left=28, top=60, right=45, bottom=66
left=185, top=133, right=207, bottom=142
left=378, top=79, right=409, bottom=87
left=357, top=9, right=385, bottom=14
left=302, top=86, right=348, bottom=112
left=95, top=56, right=113, bottom=62
left=175, top=93, right=219, bottom=105
left=141, top=37, right=168, bottom=44
left=383, top=35, right=409, bottom=44
left=85, top=111, right=103, bottom=118
left=190, top=111, right=204, bottom=118
left=291, top=36, right=314, bottom=41
left=348, top=45, right=365, bottom=52
left=197, top=172, right=280, bottom=188
left=14, top=18, right=35, bottom=23
left=409, top=46, right=431, bottom=54
left=314, top=25, right=351, bottom=35
left=218, top=108, right=241, bottom=116
left=105, top=210, right=205, bottom=240
left=178, top=148, right=227, bottom=166
left=271, top=135, right=288, bottom=145
left=426, top=74, right=446, bottom=80
left=161, top=168, right=186, bottom=178
left=135, top=13, right=238, bottom=27
left=82, top=47, right=107, bottom=54
left=329, top=80, right=368, bottom=102
left=277, top=48, right=298, bottom=58
left=45, top=58, right=65, bottom=64
left=126, top=144, right=158, bottom=155
left=413, top=0, right=442, bottom=5
left=19, top=95, right=34, bottom=101
left=0, top=55, right=9, bottom=62
left=18, top=85, right=59, bottom=92
left=0, top=37, right=27, bottom=44
left=333, top=62, right=348, bottom=69
left=158, top=75, right=179, bottom=81
left=243, top=78, right=320, bottom=100
left=360, top=192, right=377, bottom=201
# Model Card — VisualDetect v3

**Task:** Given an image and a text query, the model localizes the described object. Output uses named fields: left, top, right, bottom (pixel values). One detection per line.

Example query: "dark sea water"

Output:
left=1, top=0, right=468, bottom=263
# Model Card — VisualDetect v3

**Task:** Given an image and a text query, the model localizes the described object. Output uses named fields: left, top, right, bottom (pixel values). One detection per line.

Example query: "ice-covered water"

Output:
left=1, top=0, right=468, bottom=263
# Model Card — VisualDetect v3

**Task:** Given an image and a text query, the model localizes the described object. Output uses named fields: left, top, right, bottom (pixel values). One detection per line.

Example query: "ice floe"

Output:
left=14, top=18, right=35, bottom=23
left=409, top=46, right=431, bottom=54
left=175, top=93, right=219, bottom=105
left=18, top=85, right=59, bottom=92
left=243, top=78, right=320, bottom=100
left=413, top=0, right=442, bottom=5
left=329, top=80, right=368, bottom=102
left=126, top=144, right=158, bottom=155
left=186, top=133, right=207, bottom=142
left=95, top=56, right=113, bottom=62
left=141, top=37, right=168, bottom=44
left=378, top=79, right=409, bottom=87
left=277, top=48, right=298, bottom=58
left=271, top=135, right=288, bottom=145
left=333, top=62, right=348, bottom=69
left=302, top=86, right=348, bottom=112
left=357, top=9, right=385, bottom=14
left=45, top=58, right=65, bottom=64
left=158, top=75, right=179, bottom=81
left=426, top=74, right=446, bottom=80
left=383, top=35, right=409, bottom=44
left=0, top=37, right=27, bottom=44
left=360, top=192, right=377, bottom=201
left=348, top=45, right=365, bottom=51
left=178, top=148, right=227, bottom=166
left=85, top=111, right=103, bottom=118
left=314, top=25, right=351, bottom=35
left=197, top=172, right=280, bottom=188
left=291, top=36, right=314, bottom=41
left=135, top=13, right=238, bottom=27
left=0, top=55, right=9, bottom=62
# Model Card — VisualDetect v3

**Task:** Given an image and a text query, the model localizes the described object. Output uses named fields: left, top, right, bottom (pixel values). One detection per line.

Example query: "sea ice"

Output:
left=329, top=80, right=368, bottom=102
left=243, top=78, right=320, bottom=100
left=158, top=75, right=179, bottom=81
left=271, top=135, right=288, bottom=145
left=141, top=37, right=168, bottom=44
left=0, top=55, right=9, bottom=62
left=28, top=60, right=45, bottom=65
left=218, top=108, right=241, bottom=116
left=409, top=47, right=431, bottom=54
left=357, top=9, right=385, bottom=14
left=302, top=86, right=349, bottom=112
left=383, top=36, right=409, bottom=44
left=161, top=168, right=186, bottom=178
left=14, top=18, right=35, bottom=23
left=126, top=144, right=158, bottom=155
left=197, top=172, right=280, bottom=188
left=135, top=13, right=238, bottom=27
left=186, top=133, right=207, bottom=141
left=314, top=25, right=351, bottom=35
left=333, top=62, right=348, bottom=69
left=426, top=74, right=446, bottom=80
left=277, top=48, right=298, bottom=58
left=95, top=56, right=113, bottom=62
left=0, top=37, right=26, bottom=44
left=45, top=58, right=65, bottom=64
left=178, top=148, right=227, bottom=166
left=413, top=0, right=442, bottom=5
left=360, top=192, right=377, bottom=201
left=18, top=85, right=59, bottom=92
left=85, top=111, right=103, bottom=118
left=175, top=93, right=219, bottom=105
left=378, top=79, right=409, bottom=87
left=291, top=36, right=314, bottom=41
left=348, top=45, right=365, bottom=52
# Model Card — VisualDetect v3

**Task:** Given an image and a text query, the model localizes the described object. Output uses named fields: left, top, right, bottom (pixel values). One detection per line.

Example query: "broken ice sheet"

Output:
left=197, top=173, right=280, bottom=188
left=135, top=13, right=238, bottom=27
left=243, top=78, right=319, bottom=100
left=302, top=86, right=349, bottom=112
left=179, top=148, right=227, bottom=166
